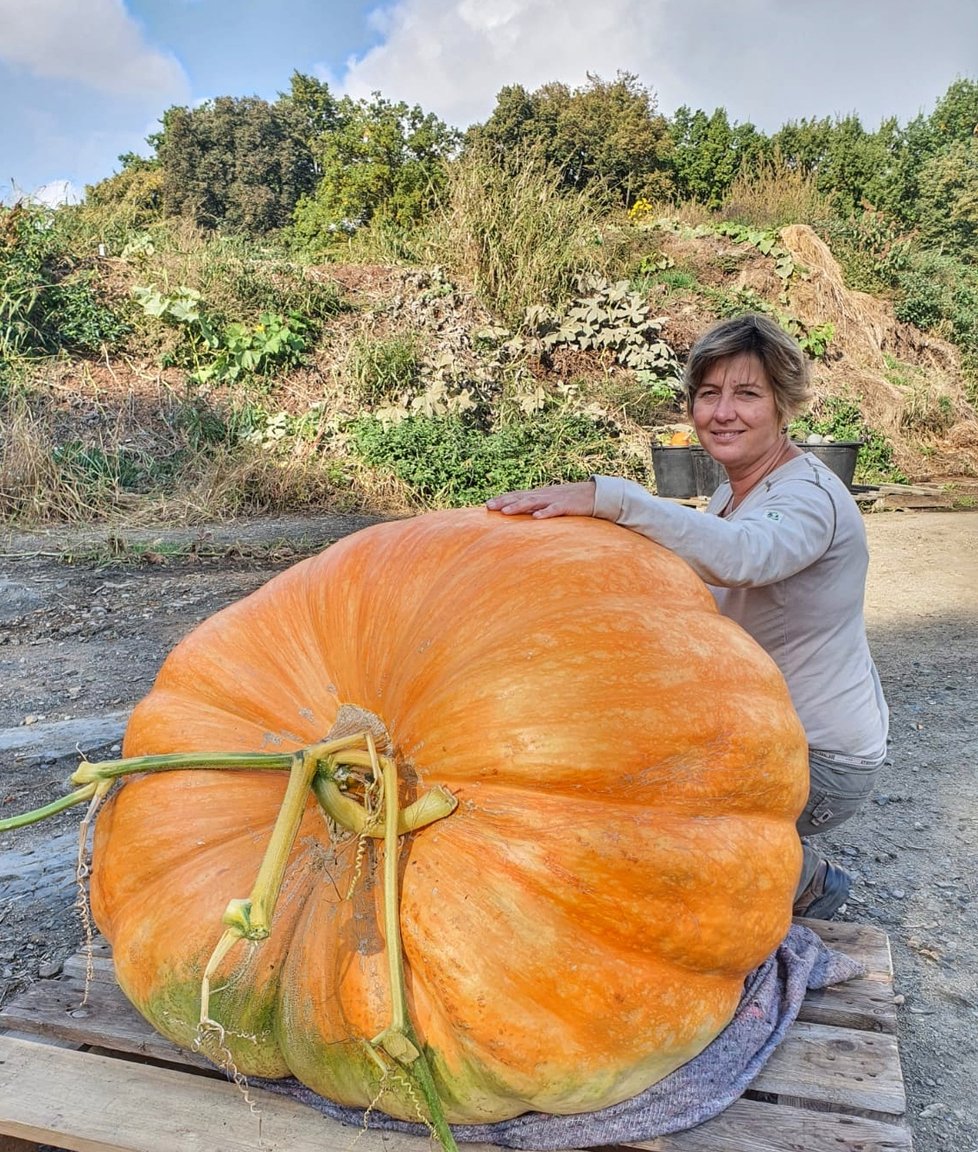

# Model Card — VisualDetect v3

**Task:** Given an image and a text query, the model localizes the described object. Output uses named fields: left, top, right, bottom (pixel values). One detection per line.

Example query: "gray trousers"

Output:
left=795, top=748, right=886, bottom=897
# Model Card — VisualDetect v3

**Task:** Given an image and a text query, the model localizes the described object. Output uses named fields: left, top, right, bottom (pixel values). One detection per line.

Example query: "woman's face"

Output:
left=691, top=353, right=783, bottom=481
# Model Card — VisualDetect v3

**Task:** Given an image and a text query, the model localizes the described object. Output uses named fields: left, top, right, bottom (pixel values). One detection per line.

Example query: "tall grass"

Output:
left=419, top=148, right=619, bottom=327
left=721, top=152, right=831, bottom=229
left=0, top=391, right=95, bottom=522
left=120, top=220, right=344, bottom=329
left=0, top=382, right=385, bottom=528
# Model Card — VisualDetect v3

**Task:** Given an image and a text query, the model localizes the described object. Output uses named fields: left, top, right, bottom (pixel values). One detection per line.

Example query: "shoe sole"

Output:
left=801, top=866, right=852, bottom=919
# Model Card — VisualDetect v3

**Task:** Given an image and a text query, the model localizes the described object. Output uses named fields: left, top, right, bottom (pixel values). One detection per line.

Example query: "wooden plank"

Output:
left=6, top=962, right=899, bottom=1077
left=790, top=919, right=899, bottom=1033
left=0, top=1135, right=41, bottom=1152
left=0, top=1034, right=912, bottom=1152
left=0, top=972, right=214, bottom=1072
left=627, top=1094, right=912, bottom=1151
left=795, top=975, right=898, bottom=1034
left=798, top=918, right=894, bottom=980
left=62, top=951, right=114, bottom=981
left=748, top=1021, right=906, bottom=1121
left=0, top=1035, right=491, bottom=1152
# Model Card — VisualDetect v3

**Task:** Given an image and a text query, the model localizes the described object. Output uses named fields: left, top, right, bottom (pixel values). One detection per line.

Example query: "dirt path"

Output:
left=1, top=508, right=976, bottom=1151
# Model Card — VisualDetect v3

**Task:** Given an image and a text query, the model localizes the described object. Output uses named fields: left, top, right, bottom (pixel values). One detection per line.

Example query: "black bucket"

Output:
left=690, top=446, right=728, bottom=497
left=651, top=446, right=696, bottom=498
left=796, top=441, right=863, bottom=489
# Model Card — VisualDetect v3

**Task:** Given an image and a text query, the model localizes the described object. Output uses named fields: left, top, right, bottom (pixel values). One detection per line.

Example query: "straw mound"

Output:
left=777, top=226, right=978, bottom=476
left=657, top=220, right=978, bottom=479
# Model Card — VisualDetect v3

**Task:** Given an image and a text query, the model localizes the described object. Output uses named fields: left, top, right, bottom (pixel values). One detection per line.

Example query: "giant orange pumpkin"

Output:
left=90, top=507, right=808, bottom=1126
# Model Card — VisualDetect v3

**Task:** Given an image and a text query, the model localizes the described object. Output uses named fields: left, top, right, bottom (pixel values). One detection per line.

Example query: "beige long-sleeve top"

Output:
left=593, top=453, right=889, bottom=758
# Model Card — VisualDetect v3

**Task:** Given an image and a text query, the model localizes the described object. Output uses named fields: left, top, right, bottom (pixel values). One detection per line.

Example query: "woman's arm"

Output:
left=592, top=475, right=838, bottom=587
left=486, top=474, right=838, bottom=588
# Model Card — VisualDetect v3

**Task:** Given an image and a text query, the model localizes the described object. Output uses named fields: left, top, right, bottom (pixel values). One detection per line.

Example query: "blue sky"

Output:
left=2, top=0, right=977, bottom=206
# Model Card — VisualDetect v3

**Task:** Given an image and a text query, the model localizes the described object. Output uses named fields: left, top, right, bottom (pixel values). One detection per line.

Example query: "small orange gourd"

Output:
left=90, top=508, right=808, bottom=1125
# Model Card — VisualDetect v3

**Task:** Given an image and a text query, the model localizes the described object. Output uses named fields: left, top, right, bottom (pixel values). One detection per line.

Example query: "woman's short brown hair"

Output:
left=683, top=313, right=812, bottom=425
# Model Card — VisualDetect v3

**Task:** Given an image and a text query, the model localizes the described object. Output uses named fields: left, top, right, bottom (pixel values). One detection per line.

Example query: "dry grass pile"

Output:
left=721, top=155, right=832, bottom=230
left=779, top=225, right=977, bottom=475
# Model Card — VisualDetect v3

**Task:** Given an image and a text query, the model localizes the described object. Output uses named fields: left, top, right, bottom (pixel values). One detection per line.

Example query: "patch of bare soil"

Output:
left=1, top=508, right=976, bottom=1152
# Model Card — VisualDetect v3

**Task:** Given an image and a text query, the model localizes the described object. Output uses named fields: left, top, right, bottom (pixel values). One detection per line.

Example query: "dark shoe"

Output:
left=793, top=861, right=852, bottom=920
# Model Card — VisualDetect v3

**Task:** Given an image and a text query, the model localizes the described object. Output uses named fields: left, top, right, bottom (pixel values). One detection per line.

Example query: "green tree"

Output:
left=822, top=115, right=885, bottom=211
left=916, top=138, right=978, bottom=254
left=84, top=153, right=164, bottom=231
left=772, top=114, right=904, bottom=214
left=770, top=117, right=834, bottom=176
left=470, top=73, right=673, bottom=205
left=866, top=114, right=938, bottom=225
left=278, top=72, right=342, bottom=176
left=291, top=92, right=459, bottom=250
left=928, top=78, right=978, bottom=144
left=669, top=106, right=766, bottom=206
left=158, top=96, right=317, bottom=234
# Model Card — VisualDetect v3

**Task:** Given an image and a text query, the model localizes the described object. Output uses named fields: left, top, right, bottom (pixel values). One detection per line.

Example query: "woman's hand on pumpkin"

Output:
left=486, top=481, right=596, bottom=519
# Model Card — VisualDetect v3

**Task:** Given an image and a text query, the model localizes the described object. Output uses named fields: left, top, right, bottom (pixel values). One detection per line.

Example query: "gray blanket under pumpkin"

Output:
left=258, top=922, right=862, bottom=1149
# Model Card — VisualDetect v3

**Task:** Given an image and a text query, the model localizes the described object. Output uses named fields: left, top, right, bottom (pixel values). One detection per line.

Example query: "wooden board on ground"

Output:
left=0, top=920, right=912, bottom=1152
left=851, top=482, right=961, bottom=510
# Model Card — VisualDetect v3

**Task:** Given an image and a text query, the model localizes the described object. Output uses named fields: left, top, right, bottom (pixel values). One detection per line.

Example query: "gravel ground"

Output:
left=1, top=508, right=976, bottom=1151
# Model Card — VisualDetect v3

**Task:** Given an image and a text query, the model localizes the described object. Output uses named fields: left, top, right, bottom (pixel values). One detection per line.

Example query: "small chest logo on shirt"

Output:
left=764, top=510, right=783, bottom=523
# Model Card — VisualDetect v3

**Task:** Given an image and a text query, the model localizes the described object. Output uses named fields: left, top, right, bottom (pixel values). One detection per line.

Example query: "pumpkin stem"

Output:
left=73, top=779, right=113, bottom=1008
left=313, top=775, right=457, bottom=835
left=221, top=745, right=323, bottom=939
left=368, top=735, right=460, bottom=1152
left=199, top=742, right=333, bottom=1032
left=3, top=736, right=456, bottom=836
left=199, top=927, right=245, bottom=1036
left=4, top=721, right=459, bottom=1150
left=0, top=781, right=100, bottom=831
left=73, top=750, right=297, bottom=785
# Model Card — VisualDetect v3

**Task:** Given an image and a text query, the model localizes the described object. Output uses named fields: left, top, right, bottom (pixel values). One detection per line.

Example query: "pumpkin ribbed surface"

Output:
left=90, top=507, right=808, bottom=1123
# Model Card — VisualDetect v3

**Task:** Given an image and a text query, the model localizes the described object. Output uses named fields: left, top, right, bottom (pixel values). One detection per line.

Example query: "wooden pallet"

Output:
left=0, top=920, right=912, bottom=1152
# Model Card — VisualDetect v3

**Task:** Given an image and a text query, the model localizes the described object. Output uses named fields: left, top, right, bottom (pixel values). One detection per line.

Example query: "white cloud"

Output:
left=31, top=179, right=82, bottom=207
left=0, top=0, right=189, bottom=100
left=331, top=0, right=978, bottom=133
left=332, top=0, right=673, bottom=127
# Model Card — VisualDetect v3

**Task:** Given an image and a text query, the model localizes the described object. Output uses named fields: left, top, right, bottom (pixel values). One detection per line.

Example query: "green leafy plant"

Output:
left=200, top=312, right=308, bottom=385
left=653, top=217, right=804, bottom=301
left=796, top=322, right=835, bottom=359
left=894, top=271, right=946, bottom=330
left=1, top=203, right=128, bottom=358
left=526, top=275, right=681, bottom=386
left=133, top=285, right=307, bottom=385
left=348, top=336, right=422, bottom=404
left=702, top=286, right=834, bottom=360
left=637, top=252, right=675, bottom=274
left=814, top=208, right=912, bottom=295
left=349, top=410, right=643, bottom=506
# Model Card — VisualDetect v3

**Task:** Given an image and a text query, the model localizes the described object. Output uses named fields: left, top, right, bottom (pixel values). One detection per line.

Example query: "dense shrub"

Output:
left=1, top=203, right=129, bottom=358
left=349, top=410, right=643, bottom=506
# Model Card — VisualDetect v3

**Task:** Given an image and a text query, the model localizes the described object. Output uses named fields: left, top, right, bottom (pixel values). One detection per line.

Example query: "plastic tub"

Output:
left=796, top=441, right=863, bottom=489
left=690, top=446, right=728, bottom=497
left=651, top=445, right=696, bottom=498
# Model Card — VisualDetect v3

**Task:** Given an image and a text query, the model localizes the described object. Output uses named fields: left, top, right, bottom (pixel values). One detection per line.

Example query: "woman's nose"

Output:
left=714, top=392, right=737, bottom=420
